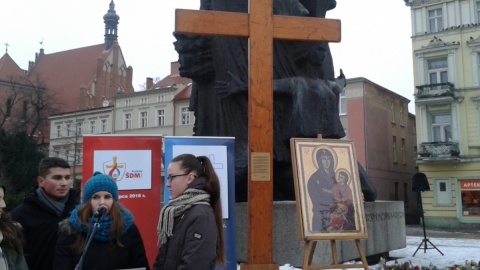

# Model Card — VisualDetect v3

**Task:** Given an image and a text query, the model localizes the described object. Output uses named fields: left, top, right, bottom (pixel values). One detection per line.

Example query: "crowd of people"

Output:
left=2, top=154, right=225, bottom=270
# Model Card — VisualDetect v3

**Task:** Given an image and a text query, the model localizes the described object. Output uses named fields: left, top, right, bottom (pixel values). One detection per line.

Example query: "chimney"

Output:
left=35, top=48, right=45, bottom=63
left=28, top=61, right=35, bottom=74
left=171, top=61, right=180, bottom=76
left=146, top=77, right=153, bottom=90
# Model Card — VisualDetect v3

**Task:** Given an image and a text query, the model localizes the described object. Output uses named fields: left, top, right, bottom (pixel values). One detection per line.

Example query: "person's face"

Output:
left=338, top=174, right=347, bottom=185
left=90, top=191, right=114, bottom=215
left=321, top=155, right=331, bottom=170
left=0, top=188, right=6, bottom=219
left=38, top=167, right=72, bottom=200
left=166, top=161, right=196, bottom=199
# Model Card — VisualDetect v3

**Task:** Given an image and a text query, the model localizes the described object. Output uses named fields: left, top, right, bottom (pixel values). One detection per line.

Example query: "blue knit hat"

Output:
left=83, top=171, right=119, bottom=203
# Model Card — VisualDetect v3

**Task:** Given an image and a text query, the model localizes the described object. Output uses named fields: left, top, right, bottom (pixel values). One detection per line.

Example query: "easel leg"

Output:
left=303, top=240, right=317, bottom=269
left=355, top=239, right=369, bottom=270
left=330, top=240, right=339, bottom=265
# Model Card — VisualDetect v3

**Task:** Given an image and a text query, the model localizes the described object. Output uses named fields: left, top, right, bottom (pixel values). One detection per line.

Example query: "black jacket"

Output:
left=53, top=221, right=149, bottom=270
left=10, top=187, right=79, bottom=270
left=153, top=203, right=218, bottom=270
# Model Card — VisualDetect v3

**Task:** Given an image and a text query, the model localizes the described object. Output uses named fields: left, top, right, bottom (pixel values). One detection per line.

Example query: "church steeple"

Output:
left=103, top=0, right=120, bottom=50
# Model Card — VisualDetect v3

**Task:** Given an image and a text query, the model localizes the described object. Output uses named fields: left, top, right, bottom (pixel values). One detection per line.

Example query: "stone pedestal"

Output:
left=235, top=201, right=406, bottom=267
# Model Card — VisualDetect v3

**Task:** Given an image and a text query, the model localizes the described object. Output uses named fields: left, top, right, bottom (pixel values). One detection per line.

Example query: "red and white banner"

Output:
left=83, top=135, right=162, bottom=266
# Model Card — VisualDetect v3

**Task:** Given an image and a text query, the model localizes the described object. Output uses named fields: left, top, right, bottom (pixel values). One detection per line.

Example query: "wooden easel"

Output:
left=303, top=239, right=369, bottom=270
left=291, top=135, right=370, bottom=270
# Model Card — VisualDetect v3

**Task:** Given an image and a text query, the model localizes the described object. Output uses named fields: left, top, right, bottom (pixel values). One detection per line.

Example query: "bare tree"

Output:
left=0, top=74, right=62, bottom=139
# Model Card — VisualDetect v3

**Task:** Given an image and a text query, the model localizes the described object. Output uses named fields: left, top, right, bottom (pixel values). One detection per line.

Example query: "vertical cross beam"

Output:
left=245, top=0, right=275, bottom=267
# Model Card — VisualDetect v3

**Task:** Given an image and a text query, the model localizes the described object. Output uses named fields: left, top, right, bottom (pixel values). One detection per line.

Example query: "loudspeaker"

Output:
left=412, top=172, right=430, bottom=192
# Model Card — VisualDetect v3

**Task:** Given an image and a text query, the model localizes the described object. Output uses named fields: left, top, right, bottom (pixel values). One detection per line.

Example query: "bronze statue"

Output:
left=174, top=0, right=377, bottom=202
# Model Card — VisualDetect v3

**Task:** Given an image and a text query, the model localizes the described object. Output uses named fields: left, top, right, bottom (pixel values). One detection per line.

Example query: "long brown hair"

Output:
left=172, top=154, right=226, bottom=266
left=71, top=200, right=125, bottom=254
left=0, top=186, right=25, bottom=255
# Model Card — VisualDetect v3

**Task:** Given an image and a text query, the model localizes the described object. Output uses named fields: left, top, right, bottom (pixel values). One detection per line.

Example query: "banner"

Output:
left=83, top=135, right=162, bottom=266
left=164, top=136, right=236, bottom=270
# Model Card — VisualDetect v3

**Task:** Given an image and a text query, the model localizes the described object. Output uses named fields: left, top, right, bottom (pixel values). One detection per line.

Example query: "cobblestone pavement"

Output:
left=406, top=224, right=480, bottom=239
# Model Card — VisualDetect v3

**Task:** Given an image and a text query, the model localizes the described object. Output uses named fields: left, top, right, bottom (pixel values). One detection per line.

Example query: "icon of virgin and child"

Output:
left=307, top=146, right=356, bottom=232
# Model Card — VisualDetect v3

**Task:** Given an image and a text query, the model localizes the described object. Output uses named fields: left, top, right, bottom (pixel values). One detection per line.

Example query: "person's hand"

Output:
left=337, top=203, right=347, bottom=213
left=215, top=71, right=247, bottom=97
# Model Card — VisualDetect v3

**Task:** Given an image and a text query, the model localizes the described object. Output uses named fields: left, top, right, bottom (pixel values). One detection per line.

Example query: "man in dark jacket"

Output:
left=11, top=157, right=79, bottom=270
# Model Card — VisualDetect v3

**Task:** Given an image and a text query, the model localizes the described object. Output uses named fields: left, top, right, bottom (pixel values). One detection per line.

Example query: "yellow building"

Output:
left=405, top=0, right=480, bottom=228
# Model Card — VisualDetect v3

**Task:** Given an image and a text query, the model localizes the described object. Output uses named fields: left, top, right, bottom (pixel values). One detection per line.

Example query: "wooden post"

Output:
left=175, top=2, right=341, bottom=268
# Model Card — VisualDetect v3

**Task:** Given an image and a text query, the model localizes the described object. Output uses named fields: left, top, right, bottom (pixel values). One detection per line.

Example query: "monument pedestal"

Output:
left=235, top=201, right=406, bottom=267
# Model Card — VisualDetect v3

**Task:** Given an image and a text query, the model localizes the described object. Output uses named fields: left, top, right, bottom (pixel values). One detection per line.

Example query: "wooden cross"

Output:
left=175, top=1, right=340, bottom=268
left=4, top=42, right=9, bottom=53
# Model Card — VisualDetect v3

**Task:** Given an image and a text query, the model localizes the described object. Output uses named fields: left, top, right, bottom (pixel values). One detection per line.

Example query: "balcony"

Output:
left=415, top=83, right=456, bottom=106
left=417, top=142, right=460, bottom=160
left=416, top=82, right=455, bottom=98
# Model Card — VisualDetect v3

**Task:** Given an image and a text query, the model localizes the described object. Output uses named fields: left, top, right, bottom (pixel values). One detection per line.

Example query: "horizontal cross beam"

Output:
left=175, top=9, right=341, bottom=42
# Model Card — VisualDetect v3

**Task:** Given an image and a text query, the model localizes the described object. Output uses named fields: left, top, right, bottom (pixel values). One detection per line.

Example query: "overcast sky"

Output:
left=1, top=0, right=415, bottom=112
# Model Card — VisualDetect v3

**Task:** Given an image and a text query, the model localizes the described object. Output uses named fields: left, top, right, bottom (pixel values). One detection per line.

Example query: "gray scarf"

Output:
left=157, top=188, right=210, bottom=246
left=36, top=187, right=68, bottom=216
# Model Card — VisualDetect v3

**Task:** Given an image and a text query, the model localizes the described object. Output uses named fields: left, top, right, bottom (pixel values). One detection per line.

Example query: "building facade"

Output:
left=48, top=62, right=193, bottom=182
left=49, top=106, right=114, bottom=184
left=340, top=78, right=419, bottom=223
left=405, top=0, right=480, bottom=228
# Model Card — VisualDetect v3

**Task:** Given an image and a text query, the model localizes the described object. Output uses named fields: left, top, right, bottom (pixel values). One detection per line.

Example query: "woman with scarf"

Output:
left=154, top=154, right=225, bottom=270
left=53, top=172, right=149, bottom=270
left=0, top=185, right=29, bottom=270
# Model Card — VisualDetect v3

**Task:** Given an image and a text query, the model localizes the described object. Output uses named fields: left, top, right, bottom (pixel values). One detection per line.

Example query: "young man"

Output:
left=11, top=157, right=79, bottom=270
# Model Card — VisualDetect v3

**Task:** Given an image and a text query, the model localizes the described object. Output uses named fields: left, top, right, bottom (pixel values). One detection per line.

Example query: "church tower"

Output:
left=103, top=0, right=120, bottom=50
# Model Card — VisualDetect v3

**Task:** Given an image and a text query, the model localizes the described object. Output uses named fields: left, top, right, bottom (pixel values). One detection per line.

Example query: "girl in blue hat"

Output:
left=53, top=172, right=149, bottom=270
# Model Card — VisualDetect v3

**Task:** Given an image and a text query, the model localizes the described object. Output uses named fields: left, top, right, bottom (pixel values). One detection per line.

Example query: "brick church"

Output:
left=0, top=0, right=133, bottom=141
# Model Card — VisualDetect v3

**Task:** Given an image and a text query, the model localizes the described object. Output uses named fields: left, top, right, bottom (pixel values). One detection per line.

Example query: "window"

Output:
left=392, top=136, right=397, bottom=163
left=339, top=88, right=346, bottom=115
left=429, top=8, right=443, bottom=33
left=5, top=98, right=12, bottom=118
left=391, top=102, right=395, bottom=123
left=56, top=125, right=61, bottom=138
left=435, top=179, right=452, bottom=206
left=22, top=100, right=28, bottom=121
left=140, top=111, right=148, bottom=128
left=400, top=107, right=405, bottom=126
left=101, top=119, right=107, bottom=133
left=77, top=123, right=83, bottom=135
left=124, top=113, right=132, bottom=129
left=125, top=100, right=132, bottom=107
left=141, top=97, right=148, bottom=105
left=460, top=179, right=480, bottom=216
left=66, top=124, right=71, bottom=137
left=157, top=95, right=165, bottom=102
left=181, top=107, right=190, bottom=125
left=477, top=2, right=480, bottom=23
left=65, top=150, right=70, bottom=162
left=428, top=58, right=448, bottom=88
left=431, top=113, right=451, bottom=142
left=401, top=138, right=406, bottom=165
left=157, top=109, right=165, bottom=126
left=75, top=149, right=82, bottom=165
left=90, top=121, right=96, bottom=134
